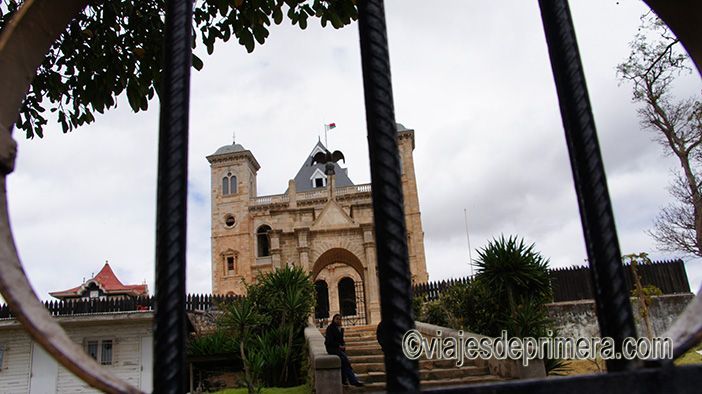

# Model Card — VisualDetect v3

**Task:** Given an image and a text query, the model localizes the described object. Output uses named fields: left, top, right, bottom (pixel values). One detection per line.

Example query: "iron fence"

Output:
left=412, top=259, right=690, bottom=303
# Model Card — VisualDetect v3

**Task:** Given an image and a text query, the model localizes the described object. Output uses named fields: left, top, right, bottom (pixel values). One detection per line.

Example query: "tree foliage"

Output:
left=415, top=236, right=566, bottom=374
left=617, top=13, right=702, bottom=257
left=0, top=0, right=357, bottom=138
left=473, top=235, right=552, bottom=318
left=219, top=266, right=315, bottom=391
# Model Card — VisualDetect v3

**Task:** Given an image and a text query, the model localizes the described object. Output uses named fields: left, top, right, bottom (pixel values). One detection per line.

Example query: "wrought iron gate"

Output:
left=341, top=280, right=367, bottom=327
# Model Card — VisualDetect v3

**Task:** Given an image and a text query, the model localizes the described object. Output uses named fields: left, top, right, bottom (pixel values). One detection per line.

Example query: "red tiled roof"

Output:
left=50, top=263, right=148, bottom=299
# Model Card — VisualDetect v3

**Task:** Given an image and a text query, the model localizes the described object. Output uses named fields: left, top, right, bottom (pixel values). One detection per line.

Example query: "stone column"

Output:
left=362, top=225, right=381, bottom=324
left=270, top=230, right=282, bottom=269
left=328, top=172, right=336, bottom=200
left=296, top=228, right=310, bottom=272
left=288, top=179, right=297, bottom=208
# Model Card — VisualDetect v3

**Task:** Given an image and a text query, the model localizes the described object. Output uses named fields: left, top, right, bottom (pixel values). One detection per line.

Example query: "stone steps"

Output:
left=353, top=359, right=479, bottom=374
left=356, top=365, right=490, bottom=383
left=361, top=374, right=504, bottom=392
left=320, top=325, right=504, bottom=392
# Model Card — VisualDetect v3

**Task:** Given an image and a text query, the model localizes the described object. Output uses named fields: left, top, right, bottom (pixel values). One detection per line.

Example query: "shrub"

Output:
left=220, top=266, right=315, bottom=391
left=421, top=300, right=449, bottom=327
left=188, top=329, right=240, bottom=358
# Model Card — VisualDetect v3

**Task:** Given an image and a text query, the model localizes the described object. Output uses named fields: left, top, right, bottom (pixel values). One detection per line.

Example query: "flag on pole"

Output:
left=324, top=123, right=336, bottom=147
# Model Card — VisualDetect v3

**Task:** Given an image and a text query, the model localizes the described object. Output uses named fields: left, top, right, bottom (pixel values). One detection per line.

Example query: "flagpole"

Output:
left=324, top=124, right=328, bottom=148
left=464, top=208, right=474, bottom=277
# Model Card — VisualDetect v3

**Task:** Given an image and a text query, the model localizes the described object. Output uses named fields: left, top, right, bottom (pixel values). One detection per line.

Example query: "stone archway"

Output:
left=312, top=248, right=367, bottom=325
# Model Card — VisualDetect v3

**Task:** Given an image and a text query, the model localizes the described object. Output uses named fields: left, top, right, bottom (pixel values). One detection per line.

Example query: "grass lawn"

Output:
left=213, top=384, right=311, bottom=394
left=675, top=342, right=702, bottom=365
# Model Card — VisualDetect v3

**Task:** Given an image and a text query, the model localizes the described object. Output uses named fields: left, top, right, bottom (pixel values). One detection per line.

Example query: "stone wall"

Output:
left=547, top=293, right=694, bottom=338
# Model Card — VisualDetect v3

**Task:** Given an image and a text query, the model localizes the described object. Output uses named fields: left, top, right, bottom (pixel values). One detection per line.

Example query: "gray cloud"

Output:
left=4, top=1, right=701, bottom=302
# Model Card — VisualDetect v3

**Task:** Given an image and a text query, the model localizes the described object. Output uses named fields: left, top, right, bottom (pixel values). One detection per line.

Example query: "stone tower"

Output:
left=206, top=142, right=260, bottom=295
left=207, top=123, right=428, bottom=324
left=397, top=124, right=429, bottom=283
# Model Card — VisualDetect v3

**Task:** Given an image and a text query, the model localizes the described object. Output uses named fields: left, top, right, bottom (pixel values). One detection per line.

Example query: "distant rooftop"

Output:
left=50, top=262, right=148, bottom=300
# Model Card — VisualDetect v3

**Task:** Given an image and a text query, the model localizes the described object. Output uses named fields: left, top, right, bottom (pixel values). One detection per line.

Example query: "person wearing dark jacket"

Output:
left=376, top=320, right=386, bottom=353
left=325, top=314, right=364, bottom=387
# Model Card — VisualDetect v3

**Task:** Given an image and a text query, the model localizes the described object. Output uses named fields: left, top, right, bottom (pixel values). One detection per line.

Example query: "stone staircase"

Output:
left=323, top=325, right=503, bottom=392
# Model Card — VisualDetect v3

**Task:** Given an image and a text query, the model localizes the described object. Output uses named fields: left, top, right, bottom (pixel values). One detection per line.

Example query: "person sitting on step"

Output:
left=325, top=314, right=364, bottom=387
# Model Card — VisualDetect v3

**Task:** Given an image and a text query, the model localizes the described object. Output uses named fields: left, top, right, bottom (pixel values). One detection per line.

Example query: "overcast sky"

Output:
left=5, top=1, right=702, bottom=302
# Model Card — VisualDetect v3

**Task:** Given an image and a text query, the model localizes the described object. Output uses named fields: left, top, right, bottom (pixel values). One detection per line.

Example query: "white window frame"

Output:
left=309, top=168, right=327, bottom=188
left=84, top=338, right=115, bottom=366
left=223, top=253, right=238, bottom=276
left=0, top=343, right=5, bottom=370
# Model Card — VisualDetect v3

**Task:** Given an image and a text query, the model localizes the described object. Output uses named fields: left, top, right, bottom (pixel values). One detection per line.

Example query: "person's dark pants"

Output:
left=329, top=349, right=360, bottom=384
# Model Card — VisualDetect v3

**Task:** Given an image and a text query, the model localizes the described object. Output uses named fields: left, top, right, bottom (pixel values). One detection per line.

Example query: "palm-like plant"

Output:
left=473, top=235, right=552, bottom=317
left=245, top=266, right=315, bottom=387
left=220, top=298, right=268, bottom=394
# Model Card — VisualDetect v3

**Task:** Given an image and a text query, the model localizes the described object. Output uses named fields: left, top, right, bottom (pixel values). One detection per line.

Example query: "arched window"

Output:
left=222, top=176, right=229, bottom=195
left=230, top=175, right=237, bottom=194
left=338, top=277, right=357, bottom=316
left=314, top=280, right=329, bottom=319
left=222, top=172, right=236, bottom=195
left=257, top=225, right=271, bottom=257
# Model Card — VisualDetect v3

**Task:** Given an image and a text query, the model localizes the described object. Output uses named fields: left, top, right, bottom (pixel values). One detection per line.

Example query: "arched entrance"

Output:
left=314, top=280, right=329, bottom=319
left=312, top=248, right=367, bottom=326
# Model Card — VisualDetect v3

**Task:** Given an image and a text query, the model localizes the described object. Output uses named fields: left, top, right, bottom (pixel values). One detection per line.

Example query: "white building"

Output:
left=0, top=312, right=153, bottom=393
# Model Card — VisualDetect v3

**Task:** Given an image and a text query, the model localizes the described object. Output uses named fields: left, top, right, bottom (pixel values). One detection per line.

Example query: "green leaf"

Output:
left=273, top=7, right=283, bottom=24
left=192, top=54, right=204, bottom=71
left=252, top=25, right=267, bottom=44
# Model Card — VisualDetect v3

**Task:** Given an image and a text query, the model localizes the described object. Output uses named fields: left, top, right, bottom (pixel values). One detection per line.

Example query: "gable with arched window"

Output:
left=256, top=225, right=271, bottom=257
left=222, top=172, right=237, bottom=195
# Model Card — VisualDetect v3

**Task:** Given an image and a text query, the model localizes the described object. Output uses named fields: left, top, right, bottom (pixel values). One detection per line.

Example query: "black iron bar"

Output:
left=538, top=0, right=638, bottom=372
left=154, top=0, right=192, bottom=392
left=358, top=0, right=419, bottom=391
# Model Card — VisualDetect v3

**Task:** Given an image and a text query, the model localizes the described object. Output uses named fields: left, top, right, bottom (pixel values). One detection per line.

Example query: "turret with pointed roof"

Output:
left=291, top=141, right=355, bottom=193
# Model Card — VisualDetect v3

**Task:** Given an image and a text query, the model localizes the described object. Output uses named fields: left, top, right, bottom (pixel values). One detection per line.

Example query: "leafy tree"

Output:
left=0, top=0, right=357, bottom=138
left=617, top=13, right=702, bottom=257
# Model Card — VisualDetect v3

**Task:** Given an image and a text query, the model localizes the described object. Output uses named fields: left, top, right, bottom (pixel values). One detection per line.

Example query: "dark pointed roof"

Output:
left=50, top=262, right=148, bottom=299
left=292, top=141, right=354, bottom=193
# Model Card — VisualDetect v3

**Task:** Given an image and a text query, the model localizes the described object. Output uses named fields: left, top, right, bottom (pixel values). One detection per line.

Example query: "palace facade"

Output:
left=207, top=123, right=428, bottom=324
